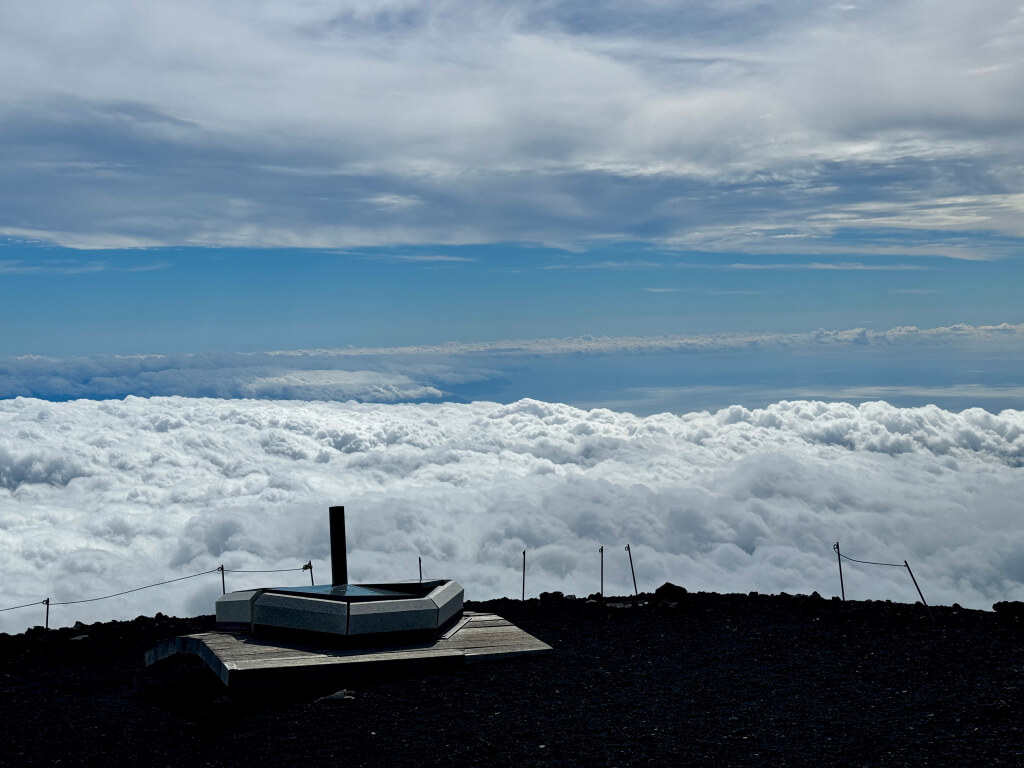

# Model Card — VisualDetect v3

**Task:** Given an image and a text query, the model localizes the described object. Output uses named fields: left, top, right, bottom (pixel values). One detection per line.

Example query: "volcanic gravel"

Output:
left=3, top=586, right=1024, bottom=767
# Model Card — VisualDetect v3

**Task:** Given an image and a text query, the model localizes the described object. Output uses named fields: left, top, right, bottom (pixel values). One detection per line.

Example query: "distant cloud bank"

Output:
left=2, top=322, right=1022, bottom=409
left=2, top=395, right=1024, bottom=633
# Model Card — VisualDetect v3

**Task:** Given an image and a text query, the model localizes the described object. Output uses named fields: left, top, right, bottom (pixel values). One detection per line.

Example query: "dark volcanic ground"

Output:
left=3, top=587, right=1024, bottom=767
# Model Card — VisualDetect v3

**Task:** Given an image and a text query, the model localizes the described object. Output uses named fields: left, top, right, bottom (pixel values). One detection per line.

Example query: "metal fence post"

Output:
left=904, top=560, right=934, bottom=622
left=625, top=544, right=638, bottom=596
left=521, top=550, right=526, bottom=601
left=834, top=542, right=845, bottom=601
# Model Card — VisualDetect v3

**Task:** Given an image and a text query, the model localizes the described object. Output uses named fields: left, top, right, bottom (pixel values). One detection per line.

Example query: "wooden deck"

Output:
left=145, top=612, right=551, bottom=693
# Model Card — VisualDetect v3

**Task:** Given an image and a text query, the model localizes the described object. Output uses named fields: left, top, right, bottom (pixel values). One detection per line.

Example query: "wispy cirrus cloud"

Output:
left=393, top=254, right=476, bottom=263
left=725, top=262, right=927, bottom=271
left=0, top=259, right=169, bottom=274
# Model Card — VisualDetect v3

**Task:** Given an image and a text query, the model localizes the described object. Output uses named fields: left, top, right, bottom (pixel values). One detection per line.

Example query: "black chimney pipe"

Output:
left=330, top=505, right=348, bottom=586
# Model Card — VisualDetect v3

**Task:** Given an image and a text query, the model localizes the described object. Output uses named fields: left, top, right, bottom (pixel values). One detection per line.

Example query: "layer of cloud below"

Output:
left=3, top=395, right=1024, bottom=633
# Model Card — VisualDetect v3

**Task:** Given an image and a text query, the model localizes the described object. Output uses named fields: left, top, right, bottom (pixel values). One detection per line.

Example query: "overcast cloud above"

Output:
left=1, top=0, right=1022, bottom=255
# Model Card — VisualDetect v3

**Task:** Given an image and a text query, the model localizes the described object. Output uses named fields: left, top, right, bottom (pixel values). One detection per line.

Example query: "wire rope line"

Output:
left=838, top=553, right=905, bottom=568
left=49, top=568, right=222, bottom=606
left=222, top=567, right=305, bottom=574
left=0, top=599, right=47, bottom=613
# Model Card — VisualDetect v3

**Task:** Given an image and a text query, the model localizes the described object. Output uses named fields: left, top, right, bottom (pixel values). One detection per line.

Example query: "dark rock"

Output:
left=993, top=601, right=1024, bottom=616
left=653, top=582, right=688, bottom=602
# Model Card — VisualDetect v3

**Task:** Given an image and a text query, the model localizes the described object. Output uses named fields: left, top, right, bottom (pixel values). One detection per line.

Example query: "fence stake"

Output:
left=419, top=556, right=422, bottom=584
left=303, top=560, right=314, bottom=586
left=625, top=544, right=638, bottom=596
left=219, top=564, right=226, bottom=595
left=834, top=542, right=845, bottom=601
left=904, top=560, right=934, bottom=622
left=599, top=545, right=604, bottom=597
left=44, top=598, right=50, bottom=630
left=522, top=550, right=526, bottom=601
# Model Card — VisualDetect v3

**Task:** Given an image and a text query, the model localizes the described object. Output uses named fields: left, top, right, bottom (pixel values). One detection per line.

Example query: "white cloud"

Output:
left=3, top=395, right=1024, bottom=633
left=364, top=194, right=421, bottom=210
left=240, top=370, right=444, bottom=401
left=393, top=254, right=476, bottom=263
left=0, top=1, right=1021, bottom=252
left=0, top=259, right=169, bottom=274
left=726, top=262, right=926, bottom=271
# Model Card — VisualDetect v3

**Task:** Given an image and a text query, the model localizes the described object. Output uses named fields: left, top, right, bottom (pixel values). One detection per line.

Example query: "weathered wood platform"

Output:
left=145, top=612, right=551, bottom=693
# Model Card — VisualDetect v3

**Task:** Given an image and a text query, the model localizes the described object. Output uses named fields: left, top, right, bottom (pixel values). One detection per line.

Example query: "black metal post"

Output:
left=219, top=564, right=225, bottom=595
left=330, top=505, right=348, bottom=586
left=419, top=556, right=423, bottom=584
left=303, top=560, right=314, bottom=586
left=625, top=544, right=638, bottom=596
left=44, top=598, right=49, bottom=630
left=599, top=545, right=604, bottom=597
left=522, top=550, right=526, bottom=601
left=835, top=542, right=845, bottom=601
left=905, top=560, right=934, bottom=622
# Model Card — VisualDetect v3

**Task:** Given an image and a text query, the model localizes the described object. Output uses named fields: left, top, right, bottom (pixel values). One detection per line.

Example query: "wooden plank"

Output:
left=146, top=610, right=552, bottom=691
left=441, top=626, right=535, bottom=649
left=462, top=619, right=513, bottom=629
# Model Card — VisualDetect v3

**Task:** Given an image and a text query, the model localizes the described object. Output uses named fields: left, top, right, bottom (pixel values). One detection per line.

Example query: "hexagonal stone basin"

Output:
left=264, top=580, right=446, bottom=602
left=216, top=579, right=464, bottom=645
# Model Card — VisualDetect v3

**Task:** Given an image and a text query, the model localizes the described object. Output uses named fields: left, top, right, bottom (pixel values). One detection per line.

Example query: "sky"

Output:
left=1, top=0, right=1023, bottom=357
left=2, top=1, right=1024, bottom=630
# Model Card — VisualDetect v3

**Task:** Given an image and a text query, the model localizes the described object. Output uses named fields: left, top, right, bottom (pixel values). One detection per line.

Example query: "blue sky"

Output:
left=3, top=239, right=1024, bottom=358
left=2, top=1, right=1023, bottom=410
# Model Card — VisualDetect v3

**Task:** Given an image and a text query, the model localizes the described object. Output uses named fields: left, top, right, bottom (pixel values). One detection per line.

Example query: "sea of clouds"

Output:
left=3, top=395, right=1024, bottom=633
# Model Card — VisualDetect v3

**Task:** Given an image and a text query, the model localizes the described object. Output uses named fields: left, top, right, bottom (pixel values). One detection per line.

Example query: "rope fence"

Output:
left=0, top=600, right=48, bottom=613
left=0, top=561, right=315, bottom=630
left=2, top=541, right=940, bottom=630
left=833, top=541, right=933, bottom=621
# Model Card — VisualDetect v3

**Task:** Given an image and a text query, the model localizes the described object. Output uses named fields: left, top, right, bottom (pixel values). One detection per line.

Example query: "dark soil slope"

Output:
left=3, top=588, right=1024, bottom=767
